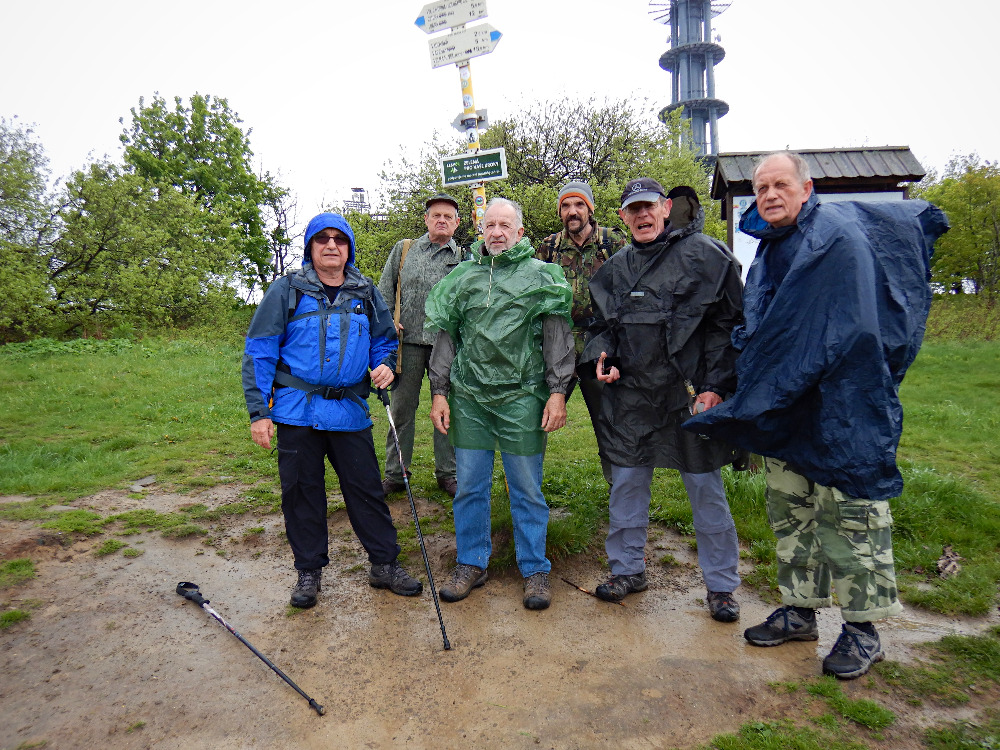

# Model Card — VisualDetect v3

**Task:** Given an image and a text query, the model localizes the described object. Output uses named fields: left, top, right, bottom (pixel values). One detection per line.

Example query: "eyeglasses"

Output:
left=313, top=233, right=350, bottom=247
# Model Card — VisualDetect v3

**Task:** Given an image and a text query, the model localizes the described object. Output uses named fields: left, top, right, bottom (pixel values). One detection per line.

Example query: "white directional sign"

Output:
left=414, top=0, right=488, bottom=35
left=428, top=23, right=502, bottom=69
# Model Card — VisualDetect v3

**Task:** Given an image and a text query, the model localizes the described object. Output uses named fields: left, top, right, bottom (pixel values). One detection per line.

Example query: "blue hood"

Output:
left=303, top=213, right=356, bottom=266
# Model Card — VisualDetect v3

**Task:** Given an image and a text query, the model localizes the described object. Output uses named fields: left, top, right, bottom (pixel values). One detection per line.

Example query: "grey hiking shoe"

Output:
left=290, top=569, right=322, bottom=608
left=523, top=572, right=551, bottom=610
left=707, top=591, right=741, bottom=623
left=744, top=605, right=819, bottom=646
left=439, top=564, right=488, bottom=603
left=822, top=623, right=884, bottom=680
left=595, top=571, right=648, bottom=602
left=369, top=561, right=423, bottom=596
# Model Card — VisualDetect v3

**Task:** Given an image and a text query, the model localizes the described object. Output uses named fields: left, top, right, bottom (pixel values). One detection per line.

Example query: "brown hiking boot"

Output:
left=523, top=572, right=551, bottom=610
left=381, top=478, right=406, bottom=496
left=437, top=476, right=458, bottom=497
left=439, top=564, right=488, bottom=603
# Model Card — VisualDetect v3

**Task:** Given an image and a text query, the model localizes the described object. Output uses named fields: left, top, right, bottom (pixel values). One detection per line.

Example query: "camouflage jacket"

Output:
left=535, top=220, right=627, bottom=353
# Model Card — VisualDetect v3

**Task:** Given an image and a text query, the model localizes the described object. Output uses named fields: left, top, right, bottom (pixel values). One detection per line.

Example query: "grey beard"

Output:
left=484, top=244, right=505, bottom=256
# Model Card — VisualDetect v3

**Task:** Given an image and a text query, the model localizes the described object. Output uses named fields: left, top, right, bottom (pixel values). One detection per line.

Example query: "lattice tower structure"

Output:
left=650, top=1, right=731, bottom=157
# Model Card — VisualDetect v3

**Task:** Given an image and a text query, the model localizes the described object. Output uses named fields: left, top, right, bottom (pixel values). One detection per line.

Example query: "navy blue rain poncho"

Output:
left=684, top=192, right=948, bottom=500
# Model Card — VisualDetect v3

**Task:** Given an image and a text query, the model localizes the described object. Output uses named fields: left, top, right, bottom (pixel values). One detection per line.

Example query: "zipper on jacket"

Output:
left=486, top=255, right=496, bottom=308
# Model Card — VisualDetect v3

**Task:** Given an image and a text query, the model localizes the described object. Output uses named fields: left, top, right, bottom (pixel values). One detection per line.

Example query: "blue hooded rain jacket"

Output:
left=242, top=213, right=397, bottom=432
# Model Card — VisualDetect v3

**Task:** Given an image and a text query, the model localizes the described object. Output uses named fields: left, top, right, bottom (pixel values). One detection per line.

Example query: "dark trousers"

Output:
left=276, top=424, right=400, bottom=571
left=569, top=374, right=613, bottom=485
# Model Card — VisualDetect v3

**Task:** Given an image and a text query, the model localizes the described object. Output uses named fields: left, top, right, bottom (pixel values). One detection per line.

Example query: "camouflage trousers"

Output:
left=764, top=458, right=903, bottom=622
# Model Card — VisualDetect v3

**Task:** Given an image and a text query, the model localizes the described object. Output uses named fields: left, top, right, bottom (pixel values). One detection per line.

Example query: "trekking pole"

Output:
left=175, top=582, right=325, bottom=716
left=377, top=389, right=451, bottom=651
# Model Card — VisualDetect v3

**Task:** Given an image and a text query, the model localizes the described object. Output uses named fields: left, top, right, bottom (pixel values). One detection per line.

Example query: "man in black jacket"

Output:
left=583, top=178, right=744, bottom=622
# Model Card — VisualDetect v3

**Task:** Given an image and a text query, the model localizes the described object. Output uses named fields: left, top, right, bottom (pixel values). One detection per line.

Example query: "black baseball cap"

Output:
left=425, top=193, right=460, bottom=211
left=621, top=178, right=667, bottom=209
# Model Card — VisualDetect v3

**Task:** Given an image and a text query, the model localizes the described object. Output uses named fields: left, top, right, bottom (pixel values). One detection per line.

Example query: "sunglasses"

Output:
left=313, top=233, right=350, bottom=247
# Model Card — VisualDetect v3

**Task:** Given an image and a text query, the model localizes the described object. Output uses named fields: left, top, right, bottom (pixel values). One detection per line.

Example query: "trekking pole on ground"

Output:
left=377, top=389, right=451, bottom=651
left=175, top=582, right=325, bottom=716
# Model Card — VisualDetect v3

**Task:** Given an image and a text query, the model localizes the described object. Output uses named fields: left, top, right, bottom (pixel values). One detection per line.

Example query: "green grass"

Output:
left=0, top=609, right=31, bottom=628
left=876, top=626, right=1000, bottom=706
left=0, top=558, right=36, bottom=588
left=93, top=539, right=128, bottom=556
left=0, top=316, right=998, bottom=617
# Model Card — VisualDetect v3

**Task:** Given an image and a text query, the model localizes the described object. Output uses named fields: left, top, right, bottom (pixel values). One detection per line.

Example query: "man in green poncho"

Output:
left=425, top=197, right=574, bottom=611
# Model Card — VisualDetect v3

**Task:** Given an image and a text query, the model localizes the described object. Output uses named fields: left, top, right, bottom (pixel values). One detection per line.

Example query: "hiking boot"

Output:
left=707, top=591, right=741, bottom=623
left=594, top=571, right=648, bottom=602
left=523, top=572, right=551, bottom=610
left=369, top=561, right=423, bottom=597
left=290, top=569, right=322, bottom=608
left=822, top=623, right=885, bottom=680
left=439, top=564, right=488, bottom=603
left=437, top=476, right=458, bottom=497
left=744, top=606, right=819, bottom=646
left=381, top=478, right=406, bottom=496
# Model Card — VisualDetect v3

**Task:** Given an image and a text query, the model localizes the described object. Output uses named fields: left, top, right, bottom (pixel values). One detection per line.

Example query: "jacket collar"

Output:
left=739, top=190, right=820, bottom=240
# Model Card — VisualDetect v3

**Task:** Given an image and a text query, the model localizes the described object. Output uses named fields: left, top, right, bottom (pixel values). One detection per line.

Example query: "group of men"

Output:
left=242, top=151, right=947, bottom=680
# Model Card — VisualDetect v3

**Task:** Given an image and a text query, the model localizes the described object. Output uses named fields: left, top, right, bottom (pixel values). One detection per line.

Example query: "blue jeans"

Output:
left=453, top=448, right=551, bottom=577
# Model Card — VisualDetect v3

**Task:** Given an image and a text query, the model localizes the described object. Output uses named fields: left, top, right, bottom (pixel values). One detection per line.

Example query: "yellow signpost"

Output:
left=415, top=0, right=505, bottom=239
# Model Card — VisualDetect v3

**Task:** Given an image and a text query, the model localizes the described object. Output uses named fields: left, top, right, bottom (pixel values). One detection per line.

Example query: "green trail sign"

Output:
left=440, top=148, right=507, bottom=187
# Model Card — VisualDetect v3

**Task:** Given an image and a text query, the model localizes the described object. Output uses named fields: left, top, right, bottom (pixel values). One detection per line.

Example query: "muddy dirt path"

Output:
left=1, top=486, right=995, bottom=750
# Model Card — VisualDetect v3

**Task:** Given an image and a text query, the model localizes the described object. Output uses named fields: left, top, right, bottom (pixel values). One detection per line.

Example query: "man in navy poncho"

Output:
left=686, top=152, right=948, bottom=679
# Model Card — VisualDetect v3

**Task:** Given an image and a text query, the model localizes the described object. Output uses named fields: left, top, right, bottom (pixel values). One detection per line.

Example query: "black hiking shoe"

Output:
left=523, top=572, right=551, bottom=610
left=439, top=564, right=488, bottom=603
left=594, top=571, right=648, bottom=602
left=290, top=569, right=322, bottom=608
left=369, top=561, right=423, bottom=597
left=744, top=606, right=819, bottom=646
left=822, top=623, right=884, bottom=680
left=707, top=591, right=741, bottom=623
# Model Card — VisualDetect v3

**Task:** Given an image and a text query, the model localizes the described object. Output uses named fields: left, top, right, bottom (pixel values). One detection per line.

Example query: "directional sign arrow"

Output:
left=428, top=23, right=502, bottom=69
left=415, top=0, right=488, bottom=35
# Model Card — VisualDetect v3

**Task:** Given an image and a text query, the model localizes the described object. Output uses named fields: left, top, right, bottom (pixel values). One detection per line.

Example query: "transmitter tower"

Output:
left=650, top=1, right=731, bottom=157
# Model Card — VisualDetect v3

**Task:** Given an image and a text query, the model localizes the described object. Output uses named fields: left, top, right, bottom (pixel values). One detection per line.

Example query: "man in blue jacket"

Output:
left=686, top=152, right=948, bottom=679
left=243, top=213, right=423, bottom=608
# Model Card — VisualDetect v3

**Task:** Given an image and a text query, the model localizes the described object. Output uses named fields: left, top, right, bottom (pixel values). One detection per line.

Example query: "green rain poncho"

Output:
left=425, top=237, right=572, bottom=455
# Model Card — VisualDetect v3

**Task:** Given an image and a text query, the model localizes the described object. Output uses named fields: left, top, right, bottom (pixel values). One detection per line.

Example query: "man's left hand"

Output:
left=371, top=364, right=394, bottom=390
left=693, top=391, right=723, bottom=413
left=541, top=393, right=567, bottom=432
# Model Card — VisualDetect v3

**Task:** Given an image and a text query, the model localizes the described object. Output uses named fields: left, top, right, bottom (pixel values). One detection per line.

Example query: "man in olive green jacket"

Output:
left=378, top=194, right=465, bottom=497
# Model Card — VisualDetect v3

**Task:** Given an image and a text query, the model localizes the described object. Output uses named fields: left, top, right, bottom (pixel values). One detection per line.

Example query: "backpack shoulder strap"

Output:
left=393, top=239, right=413, bottom=330
left=393, top=239, right=412, bottom=373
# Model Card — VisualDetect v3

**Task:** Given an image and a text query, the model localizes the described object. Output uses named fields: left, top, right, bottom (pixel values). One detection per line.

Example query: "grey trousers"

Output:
left=383, top=343, right=456, bottom=483
left=606, top=465, right=741, bottom=593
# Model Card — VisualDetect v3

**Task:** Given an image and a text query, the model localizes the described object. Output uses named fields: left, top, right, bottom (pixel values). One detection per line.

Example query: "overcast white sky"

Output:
left=3, top=0, right=998, bottom=232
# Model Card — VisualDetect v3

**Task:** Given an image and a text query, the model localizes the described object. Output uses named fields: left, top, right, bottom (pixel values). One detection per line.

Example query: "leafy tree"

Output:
left=360, top=98, right=721, bottom=276
left=0, top=118, right=54, bottom=341
left=917, top=154, right=1000, bottom=298
left=119, top=94, right=286, bottom=292
left=46, top=163, right=239, bottom=334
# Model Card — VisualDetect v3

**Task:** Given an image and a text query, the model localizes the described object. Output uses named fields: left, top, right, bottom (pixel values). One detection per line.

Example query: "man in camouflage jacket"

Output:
left=535, top=181, right=626, bottom=485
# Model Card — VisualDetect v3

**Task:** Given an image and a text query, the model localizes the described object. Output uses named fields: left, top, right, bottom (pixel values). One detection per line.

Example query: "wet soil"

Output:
left=1, top=486, right=996, bottom=750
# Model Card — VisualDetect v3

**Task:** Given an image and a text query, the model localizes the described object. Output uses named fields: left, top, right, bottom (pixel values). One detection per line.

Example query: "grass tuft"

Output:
left=0, top=558, right=36, bottom=589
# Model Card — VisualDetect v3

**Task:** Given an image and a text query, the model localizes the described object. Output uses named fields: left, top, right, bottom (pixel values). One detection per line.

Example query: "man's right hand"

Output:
left=250, top=418, right=274, bottom=450
left=430, top=394, right=450, bottom=435
left=596, top=352, right=620, bottom=383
